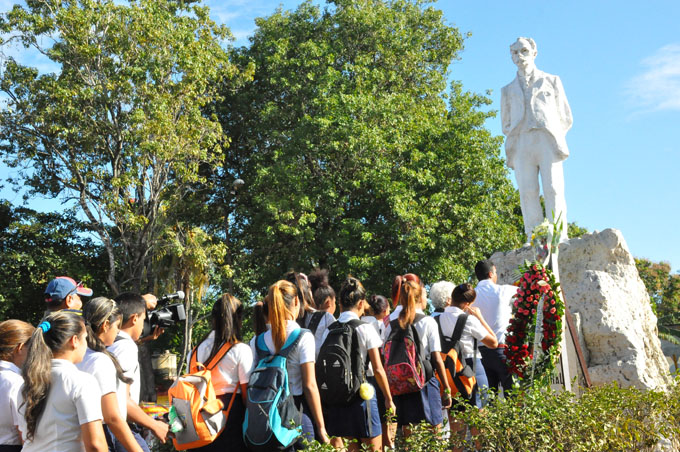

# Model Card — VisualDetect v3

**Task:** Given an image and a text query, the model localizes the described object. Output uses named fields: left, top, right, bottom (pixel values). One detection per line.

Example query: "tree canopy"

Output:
left=215, top=0, right=523, bottom=295
left=0, top=0, right=244, bottom=293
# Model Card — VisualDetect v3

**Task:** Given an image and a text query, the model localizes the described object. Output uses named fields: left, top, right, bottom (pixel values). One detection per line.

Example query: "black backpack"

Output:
left=316, top=319, right=367, bottom=405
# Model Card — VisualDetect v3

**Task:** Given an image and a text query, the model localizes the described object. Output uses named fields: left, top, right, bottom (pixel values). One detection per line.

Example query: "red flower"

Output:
left=550, top=307, right=556, bottom=314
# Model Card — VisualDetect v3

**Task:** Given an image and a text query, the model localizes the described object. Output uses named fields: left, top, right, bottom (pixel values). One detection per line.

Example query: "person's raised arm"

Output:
left=466, top=306, right=498, bottom=349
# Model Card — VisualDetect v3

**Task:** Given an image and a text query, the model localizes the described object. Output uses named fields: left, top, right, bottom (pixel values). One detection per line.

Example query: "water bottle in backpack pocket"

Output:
left=168, top=343, right=237, bottom=450
left=316, top=319, right=367, bottom=405
left=243, top=328, right=304, bottom=451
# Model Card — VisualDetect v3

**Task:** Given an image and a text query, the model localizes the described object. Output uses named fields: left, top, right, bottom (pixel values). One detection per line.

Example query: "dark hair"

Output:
left=201, top=293, right=243, bottom=364
left=0, top=320, right=35, bottom=362
left=309, top=268, right=336, bottom=309
left=338, top=276, right=366, bottom=309
left=475, top=260, right=495, bottom=281
left=452, top=283, right=476, bottom=306
left=367, top=295, right=389, bottom=316
left=264, top=280, right=299, bottom=352
left=82, top=297, right=132, bottom=385
left=391, top=273, right=421, bottom=309
left=284, top=271, right=315, bottom=319
left=113, top=292, right=146, bottom=325
left=44, top=296, right=64, bottom=311
left=253, top=301, right=268, bottom=335
left=22, top=312, right=85, bottom=440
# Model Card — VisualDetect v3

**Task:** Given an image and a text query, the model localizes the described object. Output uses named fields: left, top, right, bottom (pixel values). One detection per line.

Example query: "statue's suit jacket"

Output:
left=501, top=70, right=572, bottom=169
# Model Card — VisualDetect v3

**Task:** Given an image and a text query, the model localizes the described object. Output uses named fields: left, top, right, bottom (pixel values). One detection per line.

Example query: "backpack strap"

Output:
left=410, top=313, right=433, bottom=381
left=205, top=342, right=234, bottom=370
left=307, top=311, right=325, bottom=335
left=434, top=315, right=453, bottom=354
left=451, top=314, right=469, bottom=346
left=277, top=328, right=305, bottom=359
left=345, top=319, right=369, bottom=374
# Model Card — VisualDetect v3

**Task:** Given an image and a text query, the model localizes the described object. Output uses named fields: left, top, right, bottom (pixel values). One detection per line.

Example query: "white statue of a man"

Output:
left=501, top=37, right=572, bottom=244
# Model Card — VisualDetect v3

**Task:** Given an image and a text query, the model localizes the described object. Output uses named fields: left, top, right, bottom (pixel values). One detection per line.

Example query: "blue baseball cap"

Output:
left=44, top=276, right=93, bottom=303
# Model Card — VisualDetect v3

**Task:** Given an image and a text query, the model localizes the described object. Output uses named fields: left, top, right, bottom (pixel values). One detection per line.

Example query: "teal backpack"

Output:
left=243, top=328, right=304, bottom=451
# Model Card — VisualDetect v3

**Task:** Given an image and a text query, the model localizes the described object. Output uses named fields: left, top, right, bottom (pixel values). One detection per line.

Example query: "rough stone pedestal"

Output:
left=490, top=228, right=672, bottom=390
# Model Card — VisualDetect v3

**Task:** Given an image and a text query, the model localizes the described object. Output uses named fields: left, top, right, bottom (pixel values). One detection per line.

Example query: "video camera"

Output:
left=143, top=291, right=187, bottom=336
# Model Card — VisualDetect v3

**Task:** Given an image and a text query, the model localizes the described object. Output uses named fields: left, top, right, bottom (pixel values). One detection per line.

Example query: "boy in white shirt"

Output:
left=108, top=293, right=168, bottom=452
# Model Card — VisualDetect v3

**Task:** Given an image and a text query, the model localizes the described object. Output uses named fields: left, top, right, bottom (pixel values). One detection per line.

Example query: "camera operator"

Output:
left=109, top=293, right=169, bottom=452
left=137, top=294, right=165, bottom=343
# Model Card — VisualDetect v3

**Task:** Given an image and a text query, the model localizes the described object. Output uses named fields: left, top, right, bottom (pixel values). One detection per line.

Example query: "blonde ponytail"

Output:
left=398, top=280, right=420, bottom=329
left=265, top=280, right=298, bottom=352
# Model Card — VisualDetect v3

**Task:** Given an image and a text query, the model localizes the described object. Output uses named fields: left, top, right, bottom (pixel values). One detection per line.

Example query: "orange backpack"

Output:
left=435, top=315, right=477, bottom=401
left=168, top=342, right=237, bottom=450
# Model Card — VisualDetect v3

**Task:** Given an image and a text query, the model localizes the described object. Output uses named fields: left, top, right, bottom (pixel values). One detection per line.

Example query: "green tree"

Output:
left=0, top=0, right=241, bottom=293
left=0, top=201, right=108, bottom=323
left=635, top=257, right=680, bottom=344
left=215, top=0, right=523, bottom=295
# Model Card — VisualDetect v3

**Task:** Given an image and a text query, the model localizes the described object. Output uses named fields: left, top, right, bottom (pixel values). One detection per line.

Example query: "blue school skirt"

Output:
left=393, top=376, right=443, bottom=427
left=367, top=376, right=387, bottom=421
left=323, top=392, right=381, bottom=439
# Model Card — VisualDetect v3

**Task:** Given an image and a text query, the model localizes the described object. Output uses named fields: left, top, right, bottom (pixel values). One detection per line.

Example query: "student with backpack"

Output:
left=79, top=297, right=144, bottom=452
left=17, top=311, right=108, bottom=452
left=382, top=275, right=452, bottom=433
left=359, top=294, right=393, bottom=448
left=286, top=271, right=335, bottom=357
left=308, top=268, right=337, bottom=316
left=317, top=277, right=394, bottom=451
left=108, top=293, right=168, bottom=451
left=0, top=320, right=34, bottom=452
left=246, top=280, right=330, bottom=450
left=184, top=293, right=252, bottom=452
left=437, top=283, right=497, bottom=447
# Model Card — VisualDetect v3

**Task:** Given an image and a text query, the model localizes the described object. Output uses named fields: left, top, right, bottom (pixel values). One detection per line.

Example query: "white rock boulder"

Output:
left=490, top=228, right=672, bottom=390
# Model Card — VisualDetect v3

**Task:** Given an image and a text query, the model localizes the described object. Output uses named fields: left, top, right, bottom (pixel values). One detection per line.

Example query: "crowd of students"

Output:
left=0, top=260, right=518, bottom=452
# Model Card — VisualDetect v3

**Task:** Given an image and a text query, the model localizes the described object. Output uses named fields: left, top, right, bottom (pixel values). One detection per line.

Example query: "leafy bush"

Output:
left=152, top=378, right=680, bottom=451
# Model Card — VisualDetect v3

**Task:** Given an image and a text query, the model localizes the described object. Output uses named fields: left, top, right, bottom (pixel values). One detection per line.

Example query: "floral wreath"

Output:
left=504, top=261, right=564, bottom=384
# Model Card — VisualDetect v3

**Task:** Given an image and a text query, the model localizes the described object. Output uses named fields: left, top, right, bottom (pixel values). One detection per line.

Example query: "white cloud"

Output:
left=626, top=43, right=680, bottom=113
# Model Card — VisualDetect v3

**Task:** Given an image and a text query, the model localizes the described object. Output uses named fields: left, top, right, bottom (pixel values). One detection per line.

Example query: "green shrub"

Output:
left=151, top=378, right=680, bottom=451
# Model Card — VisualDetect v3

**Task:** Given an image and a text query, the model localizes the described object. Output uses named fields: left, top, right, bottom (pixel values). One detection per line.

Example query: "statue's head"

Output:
left=510, top=37, right=537, bottom=71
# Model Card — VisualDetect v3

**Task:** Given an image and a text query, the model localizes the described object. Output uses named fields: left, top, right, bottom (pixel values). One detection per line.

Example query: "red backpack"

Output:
left=382, top=313, right=432, bottom=395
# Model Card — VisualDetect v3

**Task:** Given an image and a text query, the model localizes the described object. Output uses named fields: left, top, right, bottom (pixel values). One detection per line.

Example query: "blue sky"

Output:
left=2, top=0, right=679, bottom=272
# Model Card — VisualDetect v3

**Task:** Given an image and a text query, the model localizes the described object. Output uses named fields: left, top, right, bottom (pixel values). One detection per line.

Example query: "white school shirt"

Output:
left=303, top=310, right=336, bottom=357
left=188, top=331, right=254, bottom=395
left=382, top=308, right=441, bottom=355
left=0, top=360, right=23, bottom=445
left=321, top=311, right=383, bottom=377
left=108, top=330, right=141, bottom=404
left=18, top=359, right=103, bottom=452
left=474, top=279, right=517, bottom=344
left=438, top=307, right=489, bottom=357
left=77, top=348, right=127, bottom=422
left=360, top=315, right=386, bottom=339
left=249, top=320, right=315, bottom=396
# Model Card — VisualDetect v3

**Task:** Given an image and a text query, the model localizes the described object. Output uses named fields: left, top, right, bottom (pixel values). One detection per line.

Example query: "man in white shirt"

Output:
left=474, top=260, right=517, bottom=396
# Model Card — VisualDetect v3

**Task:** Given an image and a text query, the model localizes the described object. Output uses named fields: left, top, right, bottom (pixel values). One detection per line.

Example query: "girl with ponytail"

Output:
left=188, top=294, right=252, bottom=452
left=79, top=297, right=143, bottom=452
left=320, top=276, right=395, bottom=452
left=249, top=280, right=330, bottom=447
left=382, top=274, right=452, bottom=435
left=0, top=320, right=34, bottom=451
left=286, top=270, right=335, bottom=357
left=18, top=311, right=107, bottom=452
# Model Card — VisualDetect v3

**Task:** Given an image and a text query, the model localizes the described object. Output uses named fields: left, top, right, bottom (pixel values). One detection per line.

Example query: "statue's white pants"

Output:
left=513, top=129, right=568, bottom=242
